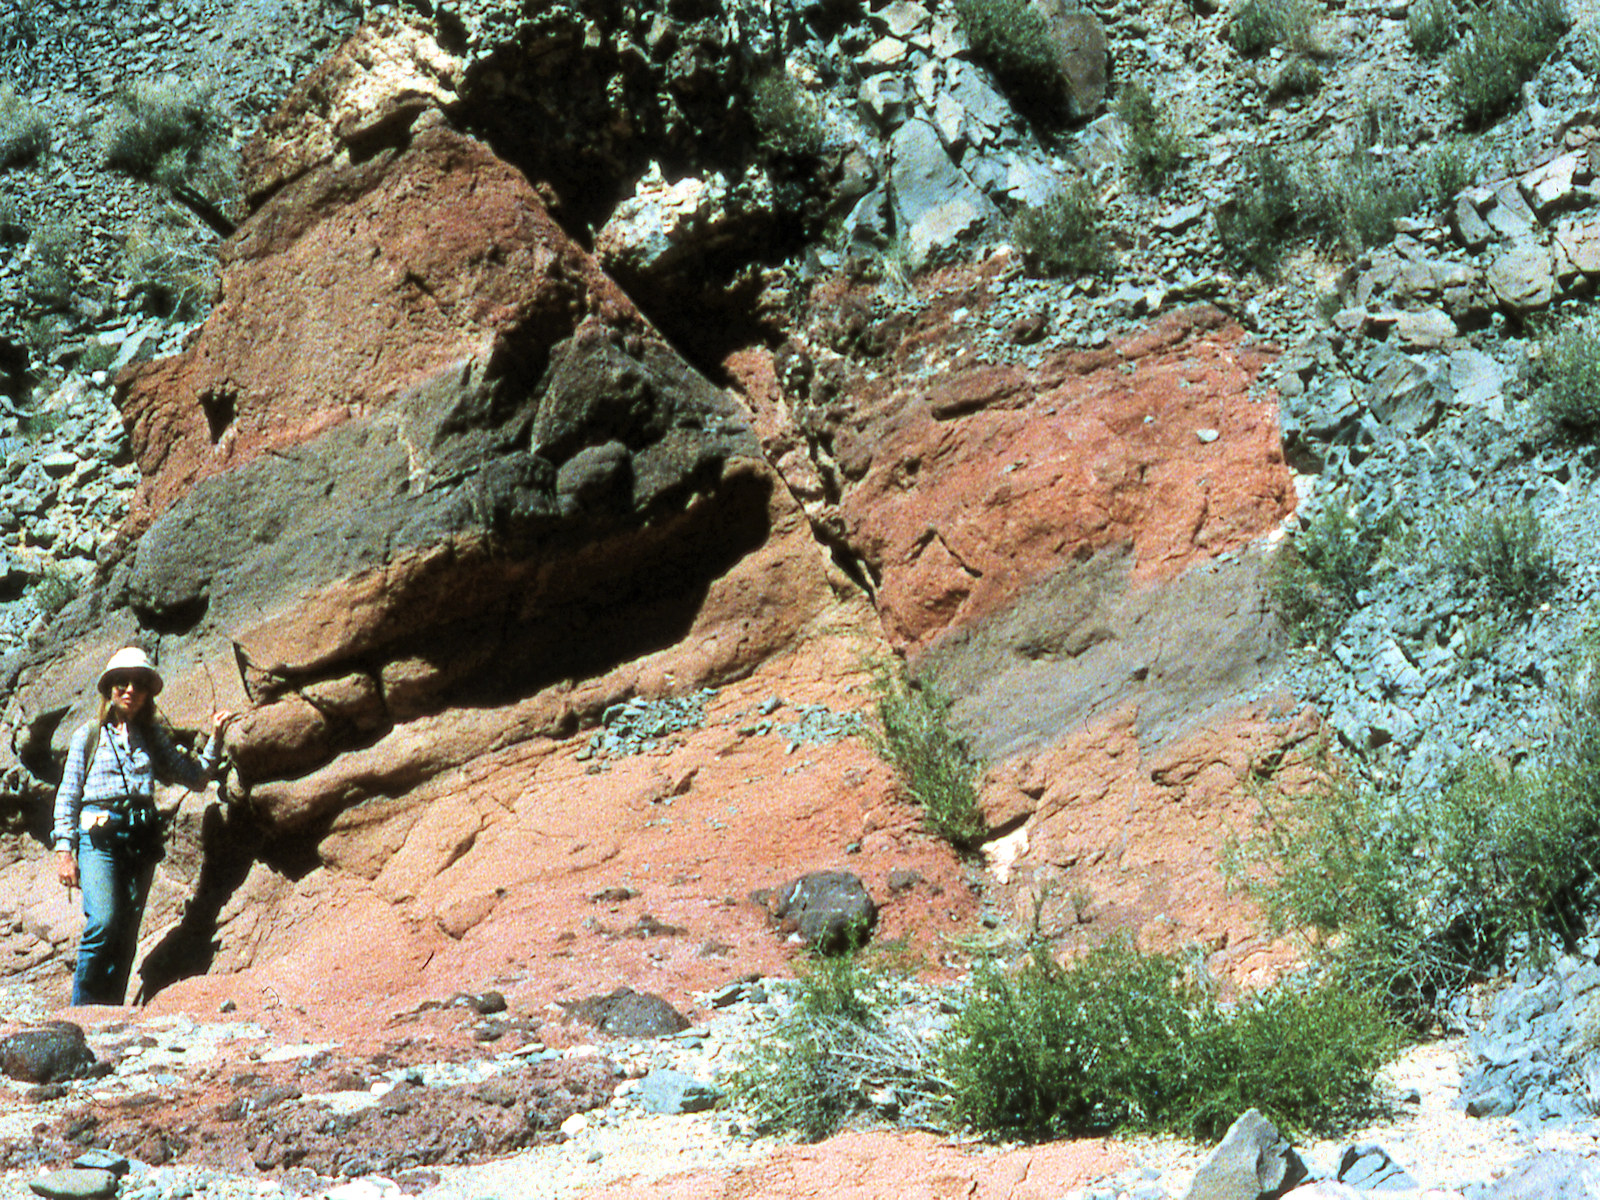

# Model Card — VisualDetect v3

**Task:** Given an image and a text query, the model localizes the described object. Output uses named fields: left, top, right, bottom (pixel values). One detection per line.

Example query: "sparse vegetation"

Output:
left=1116, top=84, right=1185, bottom=193
left=1319, top=155, right=1422, bottom=252
left=1270, top=498, right=1400, bottom=645
left=1237, top=687, right=1600, bottom=1024
left=25, top=221, right=75, bottom=308
left=31, top=564, right=77, bottom=616
left=1534, top=315, right=1600, bottom=437
left=1443, top=503, right=1560, bottom=616
left=0, top=84, right=46, bottom=166
left=100, top=77, right=234, bottom=198
left=940, top=938, right=1397, bottom=1139
left=953, top=0, right=1071, bottom=122
left=1408, top=0, right=1460, bottom=55
left=750, top=71, right=826, bottom=160
left=1012, top=179, right=1106, bottom=278
left=1224, top=0, right=1324, bottom=56
left=1216, top=150, right=1306, bottom=274
left=729, top=950, right=947, bottom=1140
left=1445, top=0, right=1567, bottom=127
left=0, top=196, right=25, bottom=242
left=125, top=220, right=218, bottom=320
left=872, top=667, right=986, bottom=849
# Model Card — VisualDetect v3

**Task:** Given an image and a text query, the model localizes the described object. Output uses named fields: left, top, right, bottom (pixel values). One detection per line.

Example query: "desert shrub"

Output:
left=0, top=84, right=45, bottom=166
left=1317, top=155, right=1422, bottom=251
left=1267, top=55, right=1323, bottom=101
left=750, top=71, right=825, bottom=160
left=1239, top=684, right=1600, bottom=1024
left=1216, top=149, right=1308, bottom=274
left=1443, top=503, right=1560, bottom=615
left=31, top=564, right=76, bottom=616
left=0, top=196, right=25, bottom=242
left=1117, top=84, right=1185, bottom=192
left=25, top=221, right=74, bottom=307
left=954, top=0, right=1070, bottom=121
left=100, top=77, right=232, bottom=194
left=1418, top=138, right=1479, bottom=207
left=1408, top=0, right=1460, bottom=54
left=940, top=939, right=1396, bottom=1139
left=728, top=951, right=947, bottom=1140
left=1445, top=0, right=1567, bottom=127
left=872, top=668, right=986, bottom=848
left=1224, top=0, right=1323, bottom=56
left=124, top=221, right=217, bottom=320
left=1270, top=498, right=1399, bottom=645
left=1534, top=316, right=1600, bottom=437
left=1012, top=179, right=1106, bottom=277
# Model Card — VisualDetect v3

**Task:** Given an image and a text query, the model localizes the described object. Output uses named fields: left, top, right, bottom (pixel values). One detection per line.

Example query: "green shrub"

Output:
left=25, top=221, right=74, bottom=307
left=1270, top=499, right=1399, bottom=645
left=1224, top=0, right=1323, bottom=56
left=1444, top=503, right=1559, bottom=615
left=1216, top=150, right=1307, bottom=274
left=728, top=951, right=947, bottom=1140
left=1116, top=84, right=1185, bottom=192
left=1408, top=0, right=1460, bottom=54
left=1267, top=55, right=1323, bottom=101
left=1238, top=683, right=1600, bottom=1024
left=940, top=939, right=1396, bottom=1139
left=100, top=77, right=229, bottom=190
left=873, top=668, right=987, bottom=848
left=1012, top=179, right=1106, bottom=278
left=1319, top=156, right=1422, bottom=252
left=751, top=71, right=825, bottom=160
left=1418, top=138, right=1479, bottom=207
left=32, top=564, right=76, bottom=616
left=0, top=84, right=45, bottom=166
left=954, top=0, right=1070, bottom=121
left=1445, top=0, right=1567, bottom=127
left=1535, top=316, right=1600, bottom=437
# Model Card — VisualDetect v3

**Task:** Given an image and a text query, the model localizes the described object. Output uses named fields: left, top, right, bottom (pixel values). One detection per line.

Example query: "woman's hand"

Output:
left=210, top=710, right=237, bottom=740
left=56, top=849, right=78, bottom=889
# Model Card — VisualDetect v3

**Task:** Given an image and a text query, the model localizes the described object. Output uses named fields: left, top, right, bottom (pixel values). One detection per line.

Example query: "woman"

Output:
left=53, top=647, right=234, bottom=1006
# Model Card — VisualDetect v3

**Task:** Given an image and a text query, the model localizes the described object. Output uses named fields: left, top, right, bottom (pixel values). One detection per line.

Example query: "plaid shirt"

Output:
left=52, top=719, right=222, bottom=851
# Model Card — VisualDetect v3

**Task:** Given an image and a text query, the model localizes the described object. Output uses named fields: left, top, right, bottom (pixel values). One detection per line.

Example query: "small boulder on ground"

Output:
left=563, top=987, right=690, bottom=1038
left=638, top=1069, right=721, bottom=1114
left=770, top=870, right=877, bottom=953
left=0, top=1023, right=100, bottom=1084
left=1182, top=1109, right=1308, bottom=1200
left=28, top=1169, right=117, bottom=1200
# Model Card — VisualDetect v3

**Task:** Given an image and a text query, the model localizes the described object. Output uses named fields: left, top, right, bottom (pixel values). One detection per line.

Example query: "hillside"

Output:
left=0, top=0, right=1599, bottom=1195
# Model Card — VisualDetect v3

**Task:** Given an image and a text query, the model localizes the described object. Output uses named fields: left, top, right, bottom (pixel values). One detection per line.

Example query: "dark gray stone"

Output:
left=0, top=1023, right=99, bottom=1084
left=1339, top=1143, right=1418, bottom=1191
left=565, top=987, right=690, bottom=1038
left=772, top=870, right=877, bottom=953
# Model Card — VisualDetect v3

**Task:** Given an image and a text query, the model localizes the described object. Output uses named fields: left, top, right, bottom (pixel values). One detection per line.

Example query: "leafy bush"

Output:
left=873, top=668, right=987, bottom=848
left=1408, top=0, right=1460, bottom=54
left=1317, top=155, right=1421, bottom=252
left=940, top=939, right=1397, bottom=1139
left=1012, top=179, right=1106, bottom=278
left=1270, top=499, right=1399, bottom=646
left=0, top=84, right=45, bottom=166
left=728, top=952, right=947, bottom=1140
left=100, top=77, right=231, bottom=192
left=954, top=0, right=1070, bottom=122
left=1444, top=503, right=1560, bottom=616
left=1445, top=0, right=1567, bottom=127
left=1418, top=138, right=1479, bottom=207
left=1216, top=150, right=1307, bottom=274
left=751, top=71, right=826, bottom=160
left=1239, top=671, right=1600, bottom=1024
left=1534, top=316, right=1600, bottom=437
left=1116, top=84, right=1185, bottom=192
left=1224, top=0, right=1323, bottom=56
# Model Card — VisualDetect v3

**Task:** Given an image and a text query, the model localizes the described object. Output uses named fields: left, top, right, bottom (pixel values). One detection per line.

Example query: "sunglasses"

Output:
left=106, top=671, right=151, bottom=692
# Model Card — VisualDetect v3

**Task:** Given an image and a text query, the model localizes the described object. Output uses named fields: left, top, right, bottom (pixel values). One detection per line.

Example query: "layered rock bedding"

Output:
left=1, top=0, right=1600, bottom=1196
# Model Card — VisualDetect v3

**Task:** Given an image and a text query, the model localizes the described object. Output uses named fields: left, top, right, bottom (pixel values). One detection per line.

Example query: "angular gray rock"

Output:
left=1181, top=1109, right=1308, bottom=1200
left=1466, top=1150, right=1600, bottom=1200
left=638, top=1068, right=721, bottom=1114
left=888, top=119, right=997, bottom=270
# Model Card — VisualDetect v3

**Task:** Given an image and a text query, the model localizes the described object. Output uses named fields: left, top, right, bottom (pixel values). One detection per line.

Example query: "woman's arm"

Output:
left=147, top=711, right=235, bottom=790
left=52, top=723, right=92, bottom=852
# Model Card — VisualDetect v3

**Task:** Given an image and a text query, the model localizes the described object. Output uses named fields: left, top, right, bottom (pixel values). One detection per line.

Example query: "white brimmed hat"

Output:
left=97, top=646, right=163, bottom=697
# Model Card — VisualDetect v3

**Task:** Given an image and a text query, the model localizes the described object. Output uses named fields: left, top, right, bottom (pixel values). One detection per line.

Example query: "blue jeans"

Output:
left=73, top=832, right=154, bottom=1006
